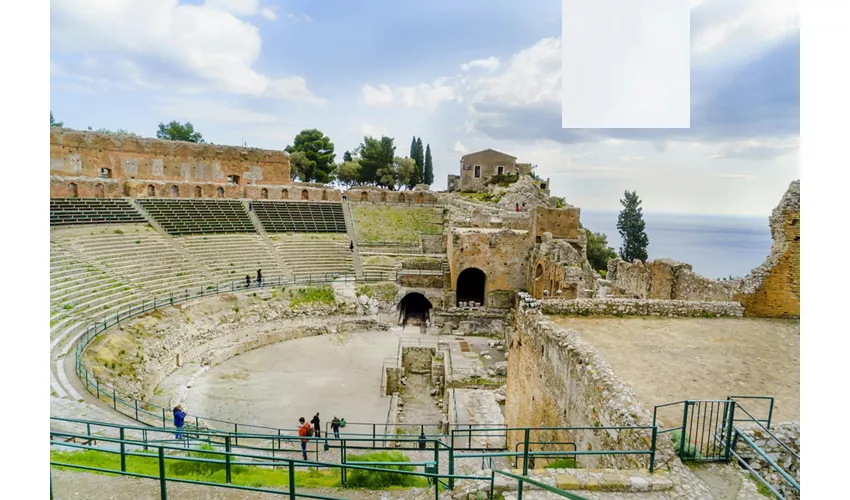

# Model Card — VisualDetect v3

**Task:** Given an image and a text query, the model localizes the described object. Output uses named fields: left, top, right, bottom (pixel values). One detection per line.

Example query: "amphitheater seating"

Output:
left=270, top=234, right=354, bottom=277
left=360, top=256, right=402, bottom=281
left=139, top=199, right=256, bottom=235
left=52, top=226, right=211, bottom=298
left=253, top=201, right=346, bottom=233
left=176, top=234, right=287, bottom=283
left=51, top=198, right=147, bottom=227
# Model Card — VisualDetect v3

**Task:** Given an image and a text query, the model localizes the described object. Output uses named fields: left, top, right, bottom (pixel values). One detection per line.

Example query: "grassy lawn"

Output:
left=287, top=286, right=335, bottom=308
left=352, top=206, right=442, bottom=244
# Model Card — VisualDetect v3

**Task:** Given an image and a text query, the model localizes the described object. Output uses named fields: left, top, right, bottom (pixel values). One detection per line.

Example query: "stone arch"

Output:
left=261, top=188, right=269, bottom=199
left=456, top=267, right=486, bottom=307
left=533, top=263, right=545, bottom=299
left=398, top=192, right=406, bottom=203
left=282, top=189, right=289, bottom=199
left=147, top=184, right=155, bottom=197
left=194, top=186, right=202, bottom=197
left=416, top=192, right=425, bottom=203
left=380, top=191, right=387, bottom=202
left=217, top=187, right=225, bottom=198
left=69, top=182, right=79, bottom=198
left=301, top=189, right=309, bottom=200
left=169, top=185, right=179, bottom=197
left=322, top=190, right=328, bottom=201
left=361, top=191, right=369, bottom=202
left=396, top=292, right=433, bottom=330
left=94, top=183, right=105, bottom=198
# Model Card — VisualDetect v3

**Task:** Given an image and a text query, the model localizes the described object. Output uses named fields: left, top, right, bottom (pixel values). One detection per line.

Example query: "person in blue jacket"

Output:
left=173, top=405, right=186, bottom=439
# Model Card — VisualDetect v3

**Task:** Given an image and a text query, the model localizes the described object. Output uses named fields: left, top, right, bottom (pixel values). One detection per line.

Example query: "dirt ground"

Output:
left=551, top=317, right=800, bottom=427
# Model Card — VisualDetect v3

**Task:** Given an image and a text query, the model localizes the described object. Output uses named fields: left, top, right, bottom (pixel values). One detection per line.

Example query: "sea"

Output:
left=579, top=211, right=773, bottom=280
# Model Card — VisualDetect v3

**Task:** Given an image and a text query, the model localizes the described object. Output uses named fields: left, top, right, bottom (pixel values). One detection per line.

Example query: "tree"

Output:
left=395, top=157, right=418, bottom=190
left=412, top=137, right=424, bottom=185
left=288, top=151, right=312, bottom=181
left=50, top=111, right=63, bottom=127
left=616, top=190, right=650, bottom=262
left=285, top=129, right=336, bottom=183
left=358, top=136, right=396, bottom=187
left=423, top=144, right=434, bottom=185
left=584, top=229, right=618, bottom=271
left=343, top=150, right=353, bottom=163
left=336, top=160, right=362, bottom=187
left=156, top=121, right=204, bottom=142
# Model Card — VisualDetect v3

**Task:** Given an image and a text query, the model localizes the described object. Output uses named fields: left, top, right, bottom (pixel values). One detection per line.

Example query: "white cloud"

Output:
left=571, top=152, right=594, bottom=160
left=461, top=56, right=500, bottom=72
left=153, top=97, right=280, bottom=124
left=204, top=0, right=259, bottom=16
left=452, top=140, right=468, bottom=154
left=618, top=156, right=646, bottom=163
left=357, top=122, right=388, bottom=137
left=51, top=0, right=324, bottom=104
left=713, top=173, right=757, bottom=180
left=362, top=84, right=394, bottom=107
left=286, top=13, right=313, bottom=22
left=709, top=138, right=798, bottom=160
left=260, top=7, right=277, bottom=20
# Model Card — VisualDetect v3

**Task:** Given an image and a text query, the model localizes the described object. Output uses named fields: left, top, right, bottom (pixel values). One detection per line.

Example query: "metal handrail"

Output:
left=732, top=429, right=800, bottom=493
left=490, top=469, right=588, bottom=500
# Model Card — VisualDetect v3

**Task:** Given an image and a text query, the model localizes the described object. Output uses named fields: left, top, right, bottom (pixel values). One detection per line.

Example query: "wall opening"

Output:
left=282, top=189, right=289, bottom=199
left=301, top=189, right=309, bottom=200
left=94, top=183, right=105, bottom=198
left=194, top=186, right=202, bottom=197
left=169, top=185, right=179, bottom=197
left=535, top=264, right=543, bottom=279
left=99, top=168, right=112, bottom=179
left=380, top=192, right=387, bottom=202
left=399, top=193, right=406, bottom=203
left=361, top=191, right=369, bottom=202
left=416, top=193, right=424, bottom=203
left=497, top=165, right=504, bottom=175
left=227, top=175, right=240, bottom=184
left=217, top=187, right=225, bottom=198
left=540, top=183, right=547, bottom=190
left=69, top=182, right=78, bottom=198
left=456, top=267, right=486, bottom=306
left=322, top=190, right=328, bottom=201
left=147, top=184, right=155, bottom=197
left=261, top=188, right=269, bottom=199
left=397, top=292, right=433, bottom=330
left=474, top=165, right=481, bottom=178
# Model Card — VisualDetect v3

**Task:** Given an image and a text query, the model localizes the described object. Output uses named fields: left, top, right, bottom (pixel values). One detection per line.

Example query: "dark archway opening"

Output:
left=456, top=268, right=486, bottom=307
left=397, top=292, right=433, bottom=331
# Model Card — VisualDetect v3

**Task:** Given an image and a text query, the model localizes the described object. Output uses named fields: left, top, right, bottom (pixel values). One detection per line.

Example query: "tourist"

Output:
left=257, top=269, right=263, bottom=287
left=298, top=417, right=311, bottom=460
left=311, top=412, right=322, bottom=438
left=349, top=240, right=354, bottom=252
left=245, top=275, right=251, bottom=289
left=418, top=427, right=427, bottom=450
left=248, top=201, right=253, bottom=211
left=173, top=405, right=186, bottom=439
left=331, top=416, right=341, bottom=438
left=515, top=203, right=520, bottom=212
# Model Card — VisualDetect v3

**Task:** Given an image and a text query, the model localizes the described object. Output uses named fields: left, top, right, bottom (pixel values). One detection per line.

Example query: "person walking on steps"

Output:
left=331, top=416, right=341, bottom=439
left=298, top=417, right=312, bottom=460
left=245, top=275, right=251, bottom=289
left=257, top=269, right=263, bottom=288
left=173, top=405, right=186, bottom=439
left=311, top=412, right=322, bottom=438
left=349, top=240, right=354, bottom=252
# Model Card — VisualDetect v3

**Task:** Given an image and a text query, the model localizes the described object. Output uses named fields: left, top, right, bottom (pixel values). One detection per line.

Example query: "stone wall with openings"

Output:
left=539, top=298, right=744, bottom=317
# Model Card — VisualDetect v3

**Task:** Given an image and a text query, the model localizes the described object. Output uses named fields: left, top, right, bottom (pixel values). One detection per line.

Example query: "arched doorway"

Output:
left=69, top=182, right=78, bottom=198
left=380, top=192, right=387, bottom=202
left=361, top=191, right=369, bottom=202
left=261, top=188, right=269, bottom=199
left=398, top=193, right=406, bottom=203
left=194, top=186, right=202, bottom=197
left=147, top=184, right=155, bottom=197
left=416, top=193, right=424, bottom=203
left=321, top=190, right=328, bottom=201
left=170, top=185, right=179, bottom=197
left=281, top=189, right=289, bottom=199
left=456, top=268, right=486, bottom=307
left=217, top=187, right=225, bottom=198
left=301, top=189, right=309, bottom=200
left=397, top=292, right=433, bottom=332
left=94, top=183, right=105, bottom=198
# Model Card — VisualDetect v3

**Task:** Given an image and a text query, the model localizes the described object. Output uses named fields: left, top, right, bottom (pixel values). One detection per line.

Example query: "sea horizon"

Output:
left=580, top=211, right=773, bottom=280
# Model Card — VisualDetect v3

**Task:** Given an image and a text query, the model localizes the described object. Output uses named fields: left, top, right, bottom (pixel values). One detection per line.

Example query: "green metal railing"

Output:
left=729, top=429, right=799, bottom=499
left=489, top=469, right=588, bottom=500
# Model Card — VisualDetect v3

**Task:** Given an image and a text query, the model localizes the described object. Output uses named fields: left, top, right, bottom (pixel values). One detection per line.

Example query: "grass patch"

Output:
left=344, top=451, right=428, bottom=489
left=352, top=206, right=442, bottom=244
left=486, top=173, right=519, bottom=187
left=288, top=286, right=335, bottom=308
left=544, top=458, right=578, bottom=469
left=50, top=447, right=340, bottom=489
left=669, top=430, right=702, bottom=459
left=114, top=229, right=124, bottom=234
left=355, top=283, right=398, bottom=302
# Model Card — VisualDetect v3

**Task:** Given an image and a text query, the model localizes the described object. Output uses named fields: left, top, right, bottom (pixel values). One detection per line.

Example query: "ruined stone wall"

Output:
left=398, top=273, right=444, bottom=289
left=433, top=308, right=511, bottom=336
left=505, top=294, right=675, bottom=470
left=402, top=347, right=435, bottom=374
left=607, top=258, right=736, bottom=301
left=50, top=175, right=123, bottom=198
left=532, top=207, right=581, bottom=240
left=345, top=187, right=439, bottom=204
left=448, top=228, right=533, bottom=303
left=50, top=128, right=290, bottom=188
left=245, top=184, right=342, bottom=201
left=528, top=232, right=597, bottom=300
left=734, top=181, right=800, bottom=318
left=540, top=298, right=744, bottom=317
left=735, top=422, right=799, bottom=500
left=122, top=179, right=241, bottom=199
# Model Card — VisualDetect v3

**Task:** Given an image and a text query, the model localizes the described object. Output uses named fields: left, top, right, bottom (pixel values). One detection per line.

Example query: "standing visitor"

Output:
left=311, top=412, right=322, bottom=438
left=173, top=405, right=186, bottom=439
left=248, top=201, right=253, bottom=211
left=349, top=240, right=354, bottom=251
left=257, top=269, right=263, bottom=287
left=515, top=202, right=520, bottom=212
left=298, top=417, right=311, bottom=460
left=331, top=416, right=341, bottom=438
left=245, top=275, right=251, bottom=289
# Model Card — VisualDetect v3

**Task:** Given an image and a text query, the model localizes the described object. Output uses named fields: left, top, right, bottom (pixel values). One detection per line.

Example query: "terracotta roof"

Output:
left=461, top=148, right=517, bottom=160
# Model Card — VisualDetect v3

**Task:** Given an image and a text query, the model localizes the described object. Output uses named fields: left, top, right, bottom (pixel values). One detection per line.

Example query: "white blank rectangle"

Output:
left=562, top=0, right=690, bottom=128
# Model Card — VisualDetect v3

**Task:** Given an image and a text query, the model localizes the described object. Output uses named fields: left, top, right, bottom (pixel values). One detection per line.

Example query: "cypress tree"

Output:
left=616, top=190, right=650, bottom=262
left=424, top=144, right=434, bottom=185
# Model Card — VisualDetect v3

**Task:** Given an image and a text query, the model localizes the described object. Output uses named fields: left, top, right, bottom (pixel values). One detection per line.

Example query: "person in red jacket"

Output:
left=297, top=417, right=312, bottom=460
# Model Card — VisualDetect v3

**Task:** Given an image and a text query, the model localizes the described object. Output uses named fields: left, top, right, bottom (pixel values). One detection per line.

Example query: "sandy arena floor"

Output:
left=183, top=330, right=398, bottom=432
left=550, top=317, right=800, bottom=427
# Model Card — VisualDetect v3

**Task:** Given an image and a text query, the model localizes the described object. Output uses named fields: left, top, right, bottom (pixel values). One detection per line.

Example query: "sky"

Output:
left=49, top=0, right=800, bottom=216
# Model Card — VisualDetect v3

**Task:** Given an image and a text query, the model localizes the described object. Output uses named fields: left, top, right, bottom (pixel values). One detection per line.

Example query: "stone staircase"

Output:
left=268, top=233, right=355, bottom=277
left=341, top=200, right=364, bottom=279
left=174, top=233, right=288, bottom=284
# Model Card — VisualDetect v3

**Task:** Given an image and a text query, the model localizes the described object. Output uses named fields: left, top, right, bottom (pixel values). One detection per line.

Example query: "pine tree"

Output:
left=616, top=191, right=650, bottom=262
left=423, top=144, right=434, bottom=185
left=343, top=150, right=353, bottom=162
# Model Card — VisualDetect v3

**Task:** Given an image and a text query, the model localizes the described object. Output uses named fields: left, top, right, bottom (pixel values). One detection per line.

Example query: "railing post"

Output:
left=135, top=399, right=139, bottom=421
left=373, top=424, right=376, bottom=449
left=234, top=424, right=238, bottom=446
left=95, top=378, right=99, bottom=398
left=489, top=470, right=495, bottom=500
left=158, top=446, right=167, bottom=500
left=112, top=388, right=117, bottom=410
left=680, top=402, right=690, bottom=457
left=288, top=461, right=296, bottom=500
left=120, top=428, right=126, bottom=472
left=162, top=408, right=166, bottom=427
left=448, top=441, right=455, bottom=490
left=649, top=426, right=657, bottom=473
left=724, top=403, right=737, bottom=461
left=225, top=436, right=232, bottom=484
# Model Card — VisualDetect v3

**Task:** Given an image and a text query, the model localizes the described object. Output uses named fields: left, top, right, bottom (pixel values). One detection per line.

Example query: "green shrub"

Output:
left=551, top=196, right=566, bottom=209
left=598, top=269, right=607, bottom=278
left=289, top=286, right=335, bottom=308
left=114, top=229, right=124, bottom=234
left=356, top=283, right=398, bottom=302
left=669, top=430, right=701, bottom=459
left=344, top=451, right=427, bottom=489
left=487, top=173, right=519, bottom=187
left=544, top=458, right=577, bottom=469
